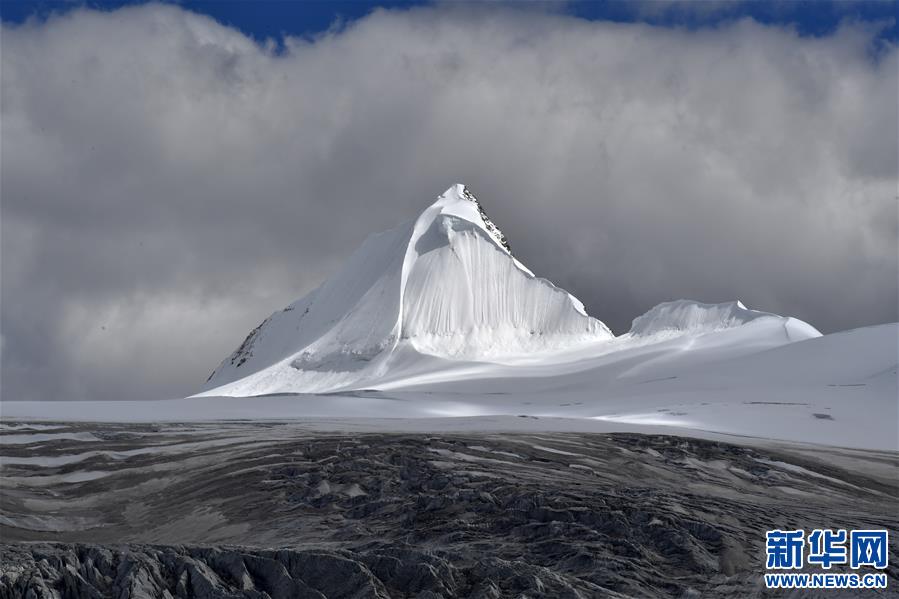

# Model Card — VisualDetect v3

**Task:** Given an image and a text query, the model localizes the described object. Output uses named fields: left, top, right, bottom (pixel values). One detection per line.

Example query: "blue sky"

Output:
left=3, top=0, right=897, bottom=44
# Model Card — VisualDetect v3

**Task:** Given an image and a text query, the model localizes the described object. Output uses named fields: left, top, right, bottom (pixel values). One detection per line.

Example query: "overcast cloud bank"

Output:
left=1, top=4, right=896, bottom=401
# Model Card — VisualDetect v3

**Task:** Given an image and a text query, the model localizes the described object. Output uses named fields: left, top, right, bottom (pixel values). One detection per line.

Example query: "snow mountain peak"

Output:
left=627, top=299, right=821, bottom=339
left=197, top=185, right=823, bottom=399
left=200, top=185, right=613, bottom=396
left=437, top=183, right=512, bottom=253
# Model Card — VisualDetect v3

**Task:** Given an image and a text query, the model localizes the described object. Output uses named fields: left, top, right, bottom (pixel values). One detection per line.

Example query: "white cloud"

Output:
left=1, top=4, right=895, bottom=401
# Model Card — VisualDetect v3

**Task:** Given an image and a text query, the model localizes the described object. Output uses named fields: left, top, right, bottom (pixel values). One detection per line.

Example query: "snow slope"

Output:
left=4, top=322, right=895, bottom=449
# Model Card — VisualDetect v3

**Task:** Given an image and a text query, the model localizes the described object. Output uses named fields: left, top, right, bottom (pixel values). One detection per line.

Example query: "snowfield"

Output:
left=3, top=185, right=896, bottom=451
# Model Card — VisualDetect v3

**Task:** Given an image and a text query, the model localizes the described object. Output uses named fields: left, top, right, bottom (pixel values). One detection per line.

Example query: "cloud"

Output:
left=1, top=4, right=896, bottom=401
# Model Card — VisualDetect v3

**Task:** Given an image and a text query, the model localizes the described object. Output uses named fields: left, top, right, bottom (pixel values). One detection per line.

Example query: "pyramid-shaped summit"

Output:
left=199, top=184, right=613, bottom=396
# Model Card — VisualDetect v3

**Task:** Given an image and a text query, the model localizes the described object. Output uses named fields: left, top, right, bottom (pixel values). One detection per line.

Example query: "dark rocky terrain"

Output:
left=1, top=422, right=897, bottom=598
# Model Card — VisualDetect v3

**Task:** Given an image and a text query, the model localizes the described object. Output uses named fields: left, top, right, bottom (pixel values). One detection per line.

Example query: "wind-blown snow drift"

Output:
left=200, top=185, right=613, bottom=396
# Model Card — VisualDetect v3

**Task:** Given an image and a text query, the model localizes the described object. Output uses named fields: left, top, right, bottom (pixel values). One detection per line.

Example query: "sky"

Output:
left=1, top=1, right=897, bottom=402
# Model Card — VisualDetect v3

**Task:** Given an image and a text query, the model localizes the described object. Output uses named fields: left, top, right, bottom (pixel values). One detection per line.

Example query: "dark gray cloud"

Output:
left=2, top=4, right=896, bottom=402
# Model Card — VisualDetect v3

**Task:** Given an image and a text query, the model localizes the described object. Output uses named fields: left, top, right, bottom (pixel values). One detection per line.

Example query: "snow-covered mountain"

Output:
left=200, top=184, right=613, bottom=395
left=5, top=183, right=896, bottom=449
left=626, top=299, right=819, bottom=339
left=179, top=184, right=897, bottom=451
left=199, top=184, right=838, bottom=398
